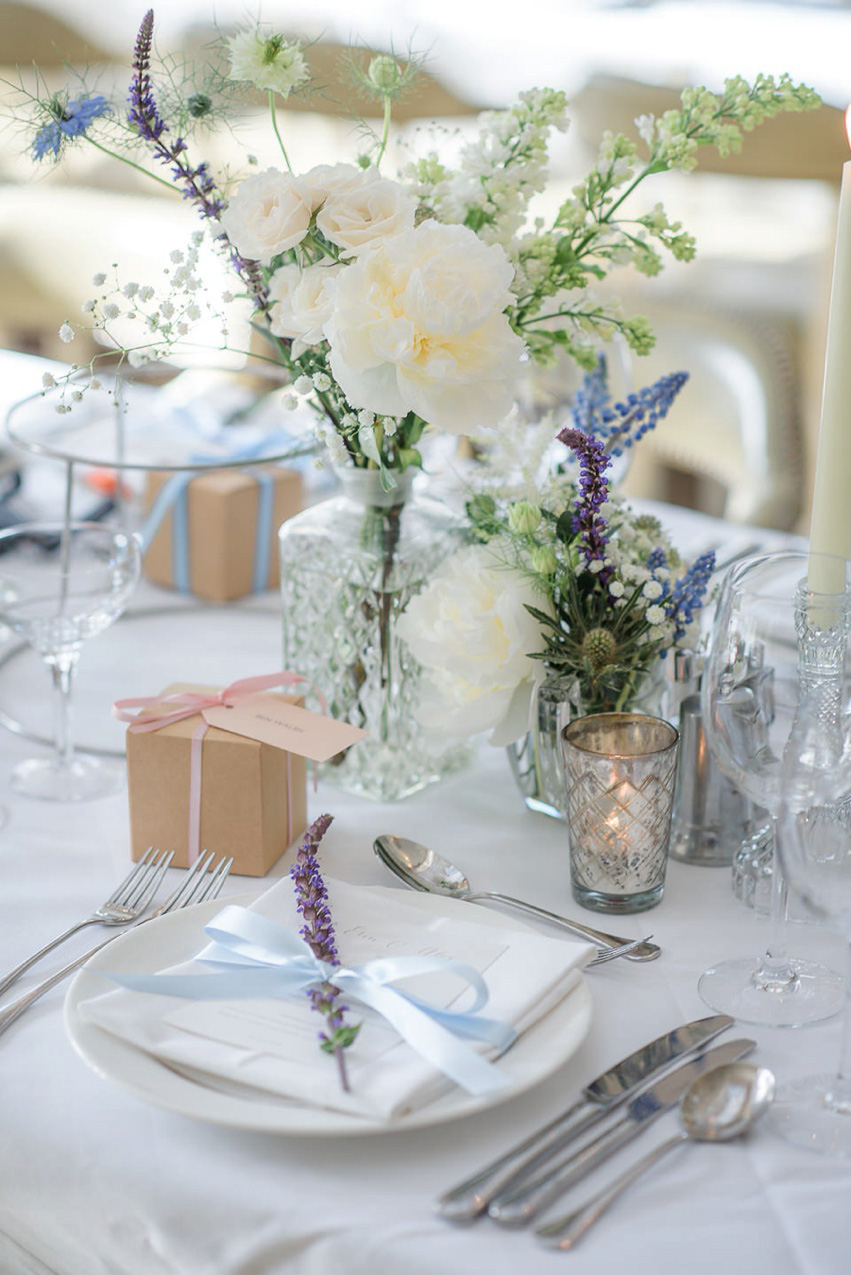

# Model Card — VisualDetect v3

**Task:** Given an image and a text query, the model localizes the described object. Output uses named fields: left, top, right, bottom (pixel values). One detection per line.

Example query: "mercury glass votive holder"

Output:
left=561, top=713, right=679, bottom=914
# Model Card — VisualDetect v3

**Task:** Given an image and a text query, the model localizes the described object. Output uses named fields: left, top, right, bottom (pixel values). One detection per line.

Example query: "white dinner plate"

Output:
left=64, top=887, right=593, bottom=1137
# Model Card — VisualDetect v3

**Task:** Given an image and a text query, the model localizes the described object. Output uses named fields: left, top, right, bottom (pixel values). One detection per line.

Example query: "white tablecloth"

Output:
left=0, top=492, right=847, bottom=1275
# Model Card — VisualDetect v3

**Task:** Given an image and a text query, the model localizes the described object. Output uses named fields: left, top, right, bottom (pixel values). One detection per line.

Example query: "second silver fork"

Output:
left=0, top=850, right=234, bottom=1037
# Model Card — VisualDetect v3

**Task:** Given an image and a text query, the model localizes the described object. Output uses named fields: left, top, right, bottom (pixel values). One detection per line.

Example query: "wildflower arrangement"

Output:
left=14, top=9, right=819, bottom=487
left=398, top=360, right=714, bottom=741
left=290, top=813, right=359, bottom=1091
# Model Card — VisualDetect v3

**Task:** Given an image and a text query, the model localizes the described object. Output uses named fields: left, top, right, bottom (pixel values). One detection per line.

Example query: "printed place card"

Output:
left=202, top=696, right=367, bottom=761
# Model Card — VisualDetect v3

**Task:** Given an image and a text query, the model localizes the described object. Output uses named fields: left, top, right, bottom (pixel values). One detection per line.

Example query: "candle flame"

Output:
left=845, top=105, right=851, bottom=150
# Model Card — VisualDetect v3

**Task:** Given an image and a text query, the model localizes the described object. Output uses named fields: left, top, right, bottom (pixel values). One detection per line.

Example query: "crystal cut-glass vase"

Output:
left=507, top=668, right=667, bottom=819
left=279, top=468, right=470, bottom=801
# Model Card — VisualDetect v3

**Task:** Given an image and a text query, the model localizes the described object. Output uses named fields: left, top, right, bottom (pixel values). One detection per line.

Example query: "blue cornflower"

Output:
left=570, top=356, right=689, bottom=457
left=32, top=95, right=110, bottom=160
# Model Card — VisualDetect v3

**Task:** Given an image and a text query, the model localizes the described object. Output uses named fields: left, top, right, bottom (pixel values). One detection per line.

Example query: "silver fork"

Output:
left=0, top=849, right=234, bottom=1037
left=587, top=938, right=649, bottom=968
left=0, top=848, right=174, bottom=997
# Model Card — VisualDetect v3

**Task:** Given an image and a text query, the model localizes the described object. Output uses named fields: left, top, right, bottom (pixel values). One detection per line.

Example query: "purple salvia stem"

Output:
left=290, top=813, right=357, bottom=1092
left=556, top=425, right=614, bottom=584
left=127, top=10, right=271, bottom=318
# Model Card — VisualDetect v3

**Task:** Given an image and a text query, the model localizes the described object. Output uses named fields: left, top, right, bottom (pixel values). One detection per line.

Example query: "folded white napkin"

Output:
left=78, top=877, right=593, bottom=1122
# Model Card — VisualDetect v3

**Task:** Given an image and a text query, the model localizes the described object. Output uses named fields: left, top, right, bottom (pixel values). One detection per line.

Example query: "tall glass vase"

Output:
left=507, top=667, right=667, bottom=819
left=279, top=468, right=470, bottom=801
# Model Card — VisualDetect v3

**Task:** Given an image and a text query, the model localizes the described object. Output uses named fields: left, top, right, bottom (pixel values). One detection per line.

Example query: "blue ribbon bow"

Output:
left=102, top=905, right=517, bottom=1098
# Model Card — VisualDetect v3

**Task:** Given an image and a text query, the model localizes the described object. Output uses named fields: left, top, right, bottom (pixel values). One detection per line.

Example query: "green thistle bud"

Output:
left=508, top=500, right=542, bottom=536
left=582, top=627, right=618, bottom=669
left=368, top=54, right=404, bottom=93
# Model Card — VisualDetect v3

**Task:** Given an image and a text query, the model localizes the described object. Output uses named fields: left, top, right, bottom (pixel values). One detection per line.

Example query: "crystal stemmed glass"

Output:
left=0, top=521, right=141, bottom=801
left=772, top=728, right=851, bottom=1154
left=699, top=550, right=847, bottom=1027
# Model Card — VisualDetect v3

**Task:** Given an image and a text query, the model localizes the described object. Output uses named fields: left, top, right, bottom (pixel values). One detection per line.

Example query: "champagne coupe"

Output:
left=699, top=550, right=847, bottom=1027
left=773, top=735, right=851, bottom=1155
left=0, top=521, right=141, bottom=801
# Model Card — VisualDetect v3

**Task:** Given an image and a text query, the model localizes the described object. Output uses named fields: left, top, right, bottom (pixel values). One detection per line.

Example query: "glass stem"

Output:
left=752, top=814, right=799, bottom=990
left=47, top=651, right=79, bottom=772
left=826, top=939, right=851, bottom=1112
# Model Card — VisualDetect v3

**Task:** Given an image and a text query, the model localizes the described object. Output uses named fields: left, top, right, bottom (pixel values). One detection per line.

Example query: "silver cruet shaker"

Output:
left=668, top=650, right=750, bottom=866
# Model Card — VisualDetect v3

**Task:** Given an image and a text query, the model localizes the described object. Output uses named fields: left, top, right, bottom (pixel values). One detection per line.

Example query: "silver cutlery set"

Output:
left=1, top=835, right=775, bottom=1250
left=0, top=849, right=233, bottom=1036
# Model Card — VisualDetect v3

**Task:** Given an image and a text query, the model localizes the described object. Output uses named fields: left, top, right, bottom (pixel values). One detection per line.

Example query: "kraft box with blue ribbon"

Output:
left=142, top=465, right=302, bottom=602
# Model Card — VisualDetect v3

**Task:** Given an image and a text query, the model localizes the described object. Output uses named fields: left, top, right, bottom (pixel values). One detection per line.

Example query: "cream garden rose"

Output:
left=396, top=543, right=548, bottom=744
left=219, top=168, right=313, bottom=265
left=315, top=173, right=416, bottom=257
left=323, top=221, right=525, bottom=432
left=268, top=262, right=342, bottom=354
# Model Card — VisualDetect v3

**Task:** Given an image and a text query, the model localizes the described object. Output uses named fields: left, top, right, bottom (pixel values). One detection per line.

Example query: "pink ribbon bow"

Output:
left=113, top=673, right=327, bottom=864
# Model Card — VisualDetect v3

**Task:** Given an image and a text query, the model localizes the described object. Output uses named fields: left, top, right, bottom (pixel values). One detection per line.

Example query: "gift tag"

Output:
left=202, top=696, right=366, bottom=761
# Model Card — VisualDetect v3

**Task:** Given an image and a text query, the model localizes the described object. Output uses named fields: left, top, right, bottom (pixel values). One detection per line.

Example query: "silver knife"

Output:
left=435, top=1013, right=733, bottom=1223
left=488, top=1037, right=755, bottom=1227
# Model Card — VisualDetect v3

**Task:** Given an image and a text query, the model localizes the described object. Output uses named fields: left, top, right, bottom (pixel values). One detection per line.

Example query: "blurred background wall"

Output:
left=1, top=0, right=849, bottom=533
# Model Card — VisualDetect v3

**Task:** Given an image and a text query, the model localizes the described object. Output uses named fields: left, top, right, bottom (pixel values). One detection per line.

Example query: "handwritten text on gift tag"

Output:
left=203, top=696, right=367, bottom=761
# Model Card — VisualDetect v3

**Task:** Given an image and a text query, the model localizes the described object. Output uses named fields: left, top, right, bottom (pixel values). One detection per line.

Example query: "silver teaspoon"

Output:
left=373, top=835, right=661, bottom=961
left=537, top=1061, right=776, bottom=1250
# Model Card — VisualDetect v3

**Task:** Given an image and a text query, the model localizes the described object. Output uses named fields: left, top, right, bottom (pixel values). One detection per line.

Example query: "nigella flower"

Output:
left=226, top=29, right=308, bottom=98
left=569, top=355, right=689, bottom=457
left=290, top=812, right=360, bottom=1091
left=32, top=94, right=110, bottom=160
left=556, top=425, right=613, bottom=582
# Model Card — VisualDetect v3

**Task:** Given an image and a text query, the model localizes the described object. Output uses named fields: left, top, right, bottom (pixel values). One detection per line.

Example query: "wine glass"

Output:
left=0, top=521, right=141, bottom=801
left=772, top=727, right=851, bottom=1154
left=699, top=550, right=847, bottom=1027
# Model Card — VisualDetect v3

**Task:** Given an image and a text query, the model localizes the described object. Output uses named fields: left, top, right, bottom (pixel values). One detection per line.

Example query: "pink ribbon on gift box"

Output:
left=113, top=673, right=328, bottom=865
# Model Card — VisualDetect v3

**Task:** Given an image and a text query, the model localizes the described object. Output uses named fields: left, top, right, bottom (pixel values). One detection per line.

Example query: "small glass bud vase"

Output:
left=279, top=467, right=470, bottom=801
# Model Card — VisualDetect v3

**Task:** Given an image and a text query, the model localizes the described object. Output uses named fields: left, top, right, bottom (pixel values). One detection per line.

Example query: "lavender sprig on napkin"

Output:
left=291, top=814, right=360, bottom=1091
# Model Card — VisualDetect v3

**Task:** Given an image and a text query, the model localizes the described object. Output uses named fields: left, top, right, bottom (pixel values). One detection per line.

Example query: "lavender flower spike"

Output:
left=557, top=425, right=613, bottom=582
left=290, top=813, right=360, bottom=1091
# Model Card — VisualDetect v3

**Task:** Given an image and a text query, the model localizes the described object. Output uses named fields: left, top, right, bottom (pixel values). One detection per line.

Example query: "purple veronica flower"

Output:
left=290, top=812, right=359, bottom=1091
left=32, top=95, right=110, bottom=160
left=556, top=425, right=613, bottom=582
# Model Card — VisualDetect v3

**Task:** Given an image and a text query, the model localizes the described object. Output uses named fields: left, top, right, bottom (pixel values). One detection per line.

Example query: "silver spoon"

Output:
left=373, top=835, right=661, bottom=961
left=537, top=1061, right=776, bottom=1250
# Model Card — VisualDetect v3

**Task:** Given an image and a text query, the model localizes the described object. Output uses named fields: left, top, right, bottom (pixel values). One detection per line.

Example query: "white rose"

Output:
left=324, top=221, right=525, bottom=432
left=219, top=168, right=312, bottom=265
left=316, top=173, right=416, bottom=257
left=397, top=543, right=548, bottom=744
left=268, top=262, right=342, bottom=351
left=303, top=163, right=370, bottom=206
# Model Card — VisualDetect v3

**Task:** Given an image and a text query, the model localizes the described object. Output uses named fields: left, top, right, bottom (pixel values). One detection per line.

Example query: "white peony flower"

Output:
left=219, top=168, right=313, bottom=265
left=268, top=262, right=342, bottom=351
left=316, top=173, right=416, bottom=257
left=397, top=543, right=548, bottom=745
left=324, top=221, right=525, bottom=432
left=226, top=30, right=307, bottom=98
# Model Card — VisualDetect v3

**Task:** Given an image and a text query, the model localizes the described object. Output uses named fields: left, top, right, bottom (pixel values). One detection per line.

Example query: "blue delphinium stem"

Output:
left=570, top=355, right=689, bottom=456
left=556, top=425, right=613, bottom=583
left=667, top=549, right=716, bottom=643
left=290, top=812, right=359, bottom=1092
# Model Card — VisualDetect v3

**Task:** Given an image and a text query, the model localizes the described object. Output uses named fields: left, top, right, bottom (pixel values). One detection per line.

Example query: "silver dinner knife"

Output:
left=435, top=1013, right=733, bottom=1222
left=488, top=1036, right=755, bottom=1227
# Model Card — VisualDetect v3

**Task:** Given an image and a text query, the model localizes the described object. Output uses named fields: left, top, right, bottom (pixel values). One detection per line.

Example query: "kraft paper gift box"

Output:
left=126, top=683, right=308, bottom=877
left=142, top=465, right=302, bottom=602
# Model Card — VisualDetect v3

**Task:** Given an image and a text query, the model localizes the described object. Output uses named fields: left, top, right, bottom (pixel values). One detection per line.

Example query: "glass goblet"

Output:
left=0, top=521, right=141, bottom=801
left=699, top=550, right=847, bottom=1027
left=772, top=749, right=851, bottom=1155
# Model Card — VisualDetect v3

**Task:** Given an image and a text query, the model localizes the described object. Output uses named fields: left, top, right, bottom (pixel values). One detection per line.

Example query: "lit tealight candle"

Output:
left=808, top=107, right=851, bottom=595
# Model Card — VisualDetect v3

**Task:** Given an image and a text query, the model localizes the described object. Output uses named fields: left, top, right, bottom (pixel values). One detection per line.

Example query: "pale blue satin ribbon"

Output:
left=140, top=434, right=292, bottom=594
left=102, top=904, right=517, bottom=1097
